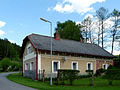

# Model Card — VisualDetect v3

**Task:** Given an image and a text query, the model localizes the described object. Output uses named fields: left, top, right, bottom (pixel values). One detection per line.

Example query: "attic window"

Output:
left=27, top=47, right=31, bottom=54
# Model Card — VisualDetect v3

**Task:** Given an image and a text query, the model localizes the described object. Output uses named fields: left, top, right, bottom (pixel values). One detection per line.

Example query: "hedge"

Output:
left=57, top=69, right=80, bottom=85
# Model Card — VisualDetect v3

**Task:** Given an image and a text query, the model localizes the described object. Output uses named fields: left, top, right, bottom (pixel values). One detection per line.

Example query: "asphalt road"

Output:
left=0, top=72, right=36, bottom=90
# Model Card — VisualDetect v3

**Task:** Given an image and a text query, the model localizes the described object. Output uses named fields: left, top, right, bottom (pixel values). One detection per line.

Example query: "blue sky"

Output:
left=0, top=0, right=120, bottom=54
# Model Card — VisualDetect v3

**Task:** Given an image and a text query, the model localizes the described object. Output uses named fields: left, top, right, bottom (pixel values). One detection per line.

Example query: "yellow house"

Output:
left=20, top=32, right=114, bottom=80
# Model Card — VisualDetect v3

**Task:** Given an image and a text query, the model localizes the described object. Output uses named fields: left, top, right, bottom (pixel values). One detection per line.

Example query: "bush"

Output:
left=78, top=74, right=91, bottom=79
left=95, top=68, right=105, bottom=76
left=0, top=58, right=11, bottom=71
left=0, top=58, right=21, bottom=72
left=57, top=69, right=80, bottom=85
left=103, top=67, right=120, bottom=85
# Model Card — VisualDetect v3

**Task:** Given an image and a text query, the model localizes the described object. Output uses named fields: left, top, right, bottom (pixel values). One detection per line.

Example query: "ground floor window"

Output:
left=52, top=61, right=60, bottom=73
left=25, top=63, right=29, bottom=70
left=30, top=62, right=34, bottom=70
left=72, top=62, right=78, bottom=70
left=102, top=64, right=108, bottom=69
left=87, top=62, right=93, bottom=70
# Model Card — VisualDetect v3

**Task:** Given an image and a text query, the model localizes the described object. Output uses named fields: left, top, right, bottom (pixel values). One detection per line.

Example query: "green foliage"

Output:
left=7, top=73, right=120, bottom=90
left=95, top=68, right=105, bottom=76
left=0, top=58, right=21, bottom=72
left=103, top=65, right=120, bottom=85
left=56, top=20, right=83, bottom=41
left=78, top=74, right=91, bottom=79
left=86, top=70, right=93, bottom=75
left=57, top=69, right=80, bottom=85
left=0, top=38, right=21, bottom=60
left=0, top=58, right=11, bottom=71
left=104, top=69, right=120, bottom=80
left=114, top=55, right=120, bottom=60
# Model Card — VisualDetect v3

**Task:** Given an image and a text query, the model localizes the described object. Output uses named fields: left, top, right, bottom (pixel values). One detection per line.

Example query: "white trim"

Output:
left=27, top=43, right=31, bottom=48
left=87, top=62, right=93, bottom=70
left=52, top=61, right=60, bottom=73
left=30, top=62, right=34, bottom=70
left=38, top=53, right=41, bottom=73
left=102, top=64, right=108, bottom=69
left=25, top=63, right=29, bottom=70
left=23, top=52, right=36, bottom=61
left=71, top=62, right=78, bottom=70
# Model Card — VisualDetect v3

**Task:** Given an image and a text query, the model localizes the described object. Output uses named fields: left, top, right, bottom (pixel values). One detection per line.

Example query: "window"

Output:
left=52, top=61, right=60, bottom=73
left=25, top=63, right=29, bottom=70
left=87, top=62, right=93, bottom=70
left=103, top=64, right=108, bottom=69
left=72, top=62, right=78, bottom=70
left=30, top=62, right=34, bottom=70
left=27, top=47, right=31, bottom=54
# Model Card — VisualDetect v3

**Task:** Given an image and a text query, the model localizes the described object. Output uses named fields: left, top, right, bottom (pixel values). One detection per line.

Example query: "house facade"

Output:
left=20, top=33, right=114, bottom=80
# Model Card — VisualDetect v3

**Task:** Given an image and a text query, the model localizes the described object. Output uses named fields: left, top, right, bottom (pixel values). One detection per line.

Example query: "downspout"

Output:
left=96, top=60, right=98, bottom=70
left=36, top=49, right=38, bottom=80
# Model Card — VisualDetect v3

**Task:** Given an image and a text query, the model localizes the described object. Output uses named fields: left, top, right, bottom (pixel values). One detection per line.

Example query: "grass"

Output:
left=7, top=73, right=120, bottom=90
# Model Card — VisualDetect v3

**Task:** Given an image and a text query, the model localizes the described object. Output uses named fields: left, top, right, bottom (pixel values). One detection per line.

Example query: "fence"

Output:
left=38, top=69, right=45, bottom=82
left=24, top=70, right=36, bottom=80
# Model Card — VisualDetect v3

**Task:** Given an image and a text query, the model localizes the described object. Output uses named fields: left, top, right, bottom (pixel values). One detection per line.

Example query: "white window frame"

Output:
left=102, top=64, right=108, bottom=69
left=71, top=62, right=78, bottom=70
left=30, top=62, right=34, bottom=70
left=87, top=62, right=93, bottom=70
left=25, top=63, right=29, bottom=70
left=52, top=61, right=60, bottom=73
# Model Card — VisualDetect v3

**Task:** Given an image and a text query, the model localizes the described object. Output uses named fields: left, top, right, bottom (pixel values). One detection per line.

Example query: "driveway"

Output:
left=0, top=72, right=36, bottom=90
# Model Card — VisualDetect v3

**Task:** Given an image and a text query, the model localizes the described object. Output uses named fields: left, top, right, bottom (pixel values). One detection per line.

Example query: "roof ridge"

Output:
left=28, top=33, right=96, bottom=45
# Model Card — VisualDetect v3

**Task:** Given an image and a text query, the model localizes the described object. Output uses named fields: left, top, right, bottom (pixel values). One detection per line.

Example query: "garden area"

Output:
left=7, top=66, right=120, bottom=90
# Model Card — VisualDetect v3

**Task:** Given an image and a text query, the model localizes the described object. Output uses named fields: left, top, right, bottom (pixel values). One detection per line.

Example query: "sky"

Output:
left=0, top=0, right=120, bottom=55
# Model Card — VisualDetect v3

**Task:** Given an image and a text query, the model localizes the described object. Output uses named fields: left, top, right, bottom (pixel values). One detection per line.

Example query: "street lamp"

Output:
left=40, top=18, right=53, bottom=85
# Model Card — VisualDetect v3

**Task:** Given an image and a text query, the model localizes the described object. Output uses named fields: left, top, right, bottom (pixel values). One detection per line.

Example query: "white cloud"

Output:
left=84, top=14, right=93, bottom=19
left=9, top=39, right=15, bottom=43
left=107, top=49, right=120, bottom=55
left=0, top=30, right=5, bottom=36
left=53, top=0, right=105, bottom=14
left=0, top=21, right=6, bottom=28
left=113, top=50, right=120, bottom=55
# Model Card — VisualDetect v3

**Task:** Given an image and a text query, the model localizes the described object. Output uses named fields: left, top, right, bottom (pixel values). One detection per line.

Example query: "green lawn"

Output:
left=7, top=73, right=120, bottom=90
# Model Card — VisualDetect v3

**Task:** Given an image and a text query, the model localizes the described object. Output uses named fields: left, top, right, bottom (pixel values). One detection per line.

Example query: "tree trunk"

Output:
left=111, top=34, right=115, bottom=54
left=98, top=33, right=100, bottom=46
left=101, top=20, right=104, bottom=48
left=109, top=80, right=113, bottom=85
left=98, top=20, right=101, bottom=46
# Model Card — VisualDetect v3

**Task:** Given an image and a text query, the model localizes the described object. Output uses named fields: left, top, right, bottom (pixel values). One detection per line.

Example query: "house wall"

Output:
left=22, top=41, right=113, bottom=79
left=39, top=53, right=113, bottom=77
left=40, top=54, right=96, bottom=77
left=23, top=41, right=36, bottom=79
left=23, top=41, right=36, bottom=70
left=96, top=60, right=113, bottom=69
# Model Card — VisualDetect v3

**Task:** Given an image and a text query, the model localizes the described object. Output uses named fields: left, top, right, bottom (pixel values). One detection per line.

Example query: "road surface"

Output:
left=0, top=72, right=36, bottom=90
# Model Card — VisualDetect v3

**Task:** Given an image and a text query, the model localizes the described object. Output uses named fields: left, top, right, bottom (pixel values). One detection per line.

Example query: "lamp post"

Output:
left=40, top=18, right=53, bottom=85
